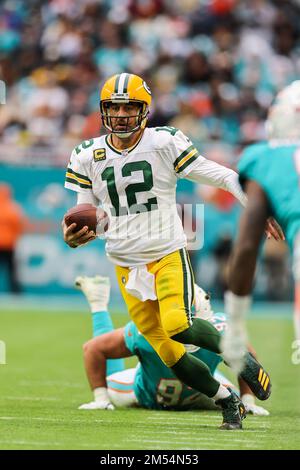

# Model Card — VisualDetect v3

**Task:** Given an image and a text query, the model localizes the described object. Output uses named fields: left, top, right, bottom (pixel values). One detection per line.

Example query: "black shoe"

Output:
left=216, top=389, right=246, bottom=430
left=239, top=352, right=271, bottom=401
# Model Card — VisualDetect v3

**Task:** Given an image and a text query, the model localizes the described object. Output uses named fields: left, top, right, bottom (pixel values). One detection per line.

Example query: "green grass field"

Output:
left=0, top=307, right=300, bottom=450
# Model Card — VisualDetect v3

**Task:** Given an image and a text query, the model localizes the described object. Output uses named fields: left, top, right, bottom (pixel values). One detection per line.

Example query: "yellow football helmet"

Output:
left=100, top=73, right=152, bottom=137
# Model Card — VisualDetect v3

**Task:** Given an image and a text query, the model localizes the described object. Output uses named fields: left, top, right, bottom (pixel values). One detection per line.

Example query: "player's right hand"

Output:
left=265, top=217, right=285, bottom=241
left=62, top=219, right=96, bottom=248
left=78, top=400, right=115, bottom=410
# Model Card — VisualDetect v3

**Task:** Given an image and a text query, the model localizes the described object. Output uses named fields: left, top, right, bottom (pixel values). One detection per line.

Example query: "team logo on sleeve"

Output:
left=93, top=148, right=106, bottom=162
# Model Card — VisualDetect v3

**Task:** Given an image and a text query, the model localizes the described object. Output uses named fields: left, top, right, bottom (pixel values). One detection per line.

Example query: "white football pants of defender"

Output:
left=293, top=231, right=300, bottom=341
left=106, top=367, right=236, bottom=409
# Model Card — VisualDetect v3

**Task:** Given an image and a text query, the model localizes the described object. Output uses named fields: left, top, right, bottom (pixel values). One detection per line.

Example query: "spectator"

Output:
left=0, top=0, right=300, bottom=164
left=0, top=183, right=26, bottom=293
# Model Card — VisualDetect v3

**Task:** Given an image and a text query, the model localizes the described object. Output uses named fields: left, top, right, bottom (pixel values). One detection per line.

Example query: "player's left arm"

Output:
left=79, top=328, right=133, bottom=410
left=184, top=154, right=248, bottom=207
left=177, top=142, right=284, bottom=240
left=227, top=180, right=270, bottom=295
left=83, top=328, right=133, bottom=391
left=222, top=180, right=272, bottom=373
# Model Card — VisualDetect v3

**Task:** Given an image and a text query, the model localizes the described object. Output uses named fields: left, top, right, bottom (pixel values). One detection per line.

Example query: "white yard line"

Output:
left=0, top=416, right=104, bottom=424
left=141, top=429, right=267, bottom=438
left=140, top=435, right=260, bottom=444
left=0, top=439, right=100, bottom=449
left=146, top=415, right=269, bottom=420
left=2, top=396, right=59, bottom=402
left=145, top=416, right=270, bottom=428
left=19, top=380, right=84, bottom=389
left=126, top=438, right=261, bottom=447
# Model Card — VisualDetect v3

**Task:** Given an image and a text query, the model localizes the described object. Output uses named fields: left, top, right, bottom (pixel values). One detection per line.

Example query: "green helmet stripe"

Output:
left=123, top=73, right=130, bottom=93
left=117, top=73, right=128, bottom=93
left=114, top=75, right=121, bottom=93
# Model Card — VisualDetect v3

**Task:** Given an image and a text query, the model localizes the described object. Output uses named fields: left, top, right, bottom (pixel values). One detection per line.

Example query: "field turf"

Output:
left=0, top=307, right=299, bottom=450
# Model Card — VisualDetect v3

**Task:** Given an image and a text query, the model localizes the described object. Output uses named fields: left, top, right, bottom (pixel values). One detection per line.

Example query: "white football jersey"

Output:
left=65, top=126, right=245, bottom=266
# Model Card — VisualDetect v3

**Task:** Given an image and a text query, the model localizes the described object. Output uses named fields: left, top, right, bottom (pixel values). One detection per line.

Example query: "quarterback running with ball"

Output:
left=63, top=73, right=277, bottom=429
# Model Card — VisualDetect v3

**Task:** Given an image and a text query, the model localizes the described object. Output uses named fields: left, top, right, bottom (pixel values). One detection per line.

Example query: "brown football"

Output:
left=64, top=204, right=105, bottom=233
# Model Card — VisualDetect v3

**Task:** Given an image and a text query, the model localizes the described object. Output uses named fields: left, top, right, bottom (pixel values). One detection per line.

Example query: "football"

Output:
left=64, top=204, right=108, bottom=233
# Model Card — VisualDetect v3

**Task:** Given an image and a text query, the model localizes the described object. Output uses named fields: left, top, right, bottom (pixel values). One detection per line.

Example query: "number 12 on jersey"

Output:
left=101, top=161, right=158, bottom=216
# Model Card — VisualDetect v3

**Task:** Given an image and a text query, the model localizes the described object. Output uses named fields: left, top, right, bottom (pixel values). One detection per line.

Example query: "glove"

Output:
left=241, top=394, right=270, bottom=416
left=78, top=400, right=114, bottom=410
left=78, top=387, right=115, bottom=410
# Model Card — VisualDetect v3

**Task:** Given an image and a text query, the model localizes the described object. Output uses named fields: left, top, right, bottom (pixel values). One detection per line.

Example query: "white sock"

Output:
left=90, top=301, right=108, bottom=313
left=241, top=394, right=255, bottom=406
left=212, top=384, right=231, bottom=401
left=224, top=290, right=251, bottom=322
left=94, top=387, right=109, bottom=402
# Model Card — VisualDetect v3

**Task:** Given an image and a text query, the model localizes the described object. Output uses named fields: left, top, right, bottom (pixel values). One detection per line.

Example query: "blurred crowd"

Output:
left=0, top=0, right=300, bottom=166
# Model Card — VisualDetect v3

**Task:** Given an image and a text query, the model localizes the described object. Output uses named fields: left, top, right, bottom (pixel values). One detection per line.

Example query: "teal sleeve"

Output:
left=91, top=310, right=125, bottom=375
left=238, top=145, right=261, bottom=188
left=124, top=322, right=138, bottom=354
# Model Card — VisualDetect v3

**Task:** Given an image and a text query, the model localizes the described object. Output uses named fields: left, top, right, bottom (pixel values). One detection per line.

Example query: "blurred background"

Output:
left=0, top=0, right=298, bottom=307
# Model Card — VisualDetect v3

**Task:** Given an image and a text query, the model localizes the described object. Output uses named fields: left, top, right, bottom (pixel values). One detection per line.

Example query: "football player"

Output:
left=76, top=275, right=269, bottom=416
left=223, top=81, right=300, bottom=373
left=63, top=73, right=277, bottom=429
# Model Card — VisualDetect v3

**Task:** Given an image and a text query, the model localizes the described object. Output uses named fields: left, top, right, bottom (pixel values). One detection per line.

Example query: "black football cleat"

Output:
left=216, top=389, right=246, bottom=430
left=239, top=352, right=271, bottom=401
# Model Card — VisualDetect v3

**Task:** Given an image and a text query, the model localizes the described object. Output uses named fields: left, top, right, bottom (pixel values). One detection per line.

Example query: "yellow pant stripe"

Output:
left=258, top=368, right=263, bottom=382
left=185, top=250, right=195, bottom=306
left=179, top=249, right=193, bottom=324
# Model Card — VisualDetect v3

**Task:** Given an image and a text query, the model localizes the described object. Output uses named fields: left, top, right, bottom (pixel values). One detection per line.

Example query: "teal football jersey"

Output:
left=124, top=315, right=225, bottom=410
left=238, top=142, right=300, bottom=249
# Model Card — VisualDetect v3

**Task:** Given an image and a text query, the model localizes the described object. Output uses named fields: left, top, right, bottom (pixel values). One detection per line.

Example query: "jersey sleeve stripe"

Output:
left=65, top=171, right=92, bottom=186
left=65, top=176, right=92, bottom=189
left=175, top=148, right=199, bottom=173
left=176, top=154, right=199, bottom=173
left=173, top=144, right=195, bottom=169
left=66, top=167, right=92, bottom=184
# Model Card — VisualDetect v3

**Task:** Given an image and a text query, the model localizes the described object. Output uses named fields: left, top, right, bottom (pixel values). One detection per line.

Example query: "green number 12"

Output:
left=101, top=161, right=158, bottom=216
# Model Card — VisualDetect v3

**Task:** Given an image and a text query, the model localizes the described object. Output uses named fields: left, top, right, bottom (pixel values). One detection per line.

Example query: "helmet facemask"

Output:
left=100, top=99, right=149, bottom=138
